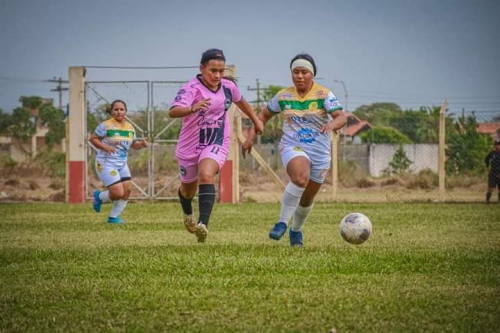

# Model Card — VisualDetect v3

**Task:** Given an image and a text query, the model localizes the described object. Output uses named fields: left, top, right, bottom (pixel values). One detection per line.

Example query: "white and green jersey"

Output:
left=94, top=118, right=136, bottom=169
left=267, top=82, right=343, bottom=160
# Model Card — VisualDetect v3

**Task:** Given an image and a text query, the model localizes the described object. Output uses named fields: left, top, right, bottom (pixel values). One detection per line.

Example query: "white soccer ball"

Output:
left=339, top=213, right=372, bottom=245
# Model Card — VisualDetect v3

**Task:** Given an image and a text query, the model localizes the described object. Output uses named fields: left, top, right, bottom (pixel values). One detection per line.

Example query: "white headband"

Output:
left=291, top=59, right=315, bottom=75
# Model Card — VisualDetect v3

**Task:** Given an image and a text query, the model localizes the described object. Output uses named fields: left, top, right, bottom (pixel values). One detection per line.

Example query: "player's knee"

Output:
left=109, top=188, right=124, bottom=200
left=198, top=171, right=215, bottom=184
left=123, top=188, right=131, bottom=200
left=291, top=173, right=310, bottom=188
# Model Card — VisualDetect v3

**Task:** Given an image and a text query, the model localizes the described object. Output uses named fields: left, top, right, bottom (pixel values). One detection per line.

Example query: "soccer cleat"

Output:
left=183, top=214, right=197, bottom=233
left=107, top=216, right=124, bottom=224
left=289, top=229, right=303, bottom=247
left=269, top=222, right=287, bottom=240
left=93, top=190, right=102, bottom=213
left=195, top=223, right=208, bottom=243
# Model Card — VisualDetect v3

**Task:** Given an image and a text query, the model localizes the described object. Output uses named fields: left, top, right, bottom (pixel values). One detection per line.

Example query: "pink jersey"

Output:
left=171, top=75, right=242, bottom=160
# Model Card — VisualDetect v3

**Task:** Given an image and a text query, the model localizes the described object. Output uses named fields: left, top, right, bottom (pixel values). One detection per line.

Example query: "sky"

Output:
left=1, top=0, right=499, bottom=119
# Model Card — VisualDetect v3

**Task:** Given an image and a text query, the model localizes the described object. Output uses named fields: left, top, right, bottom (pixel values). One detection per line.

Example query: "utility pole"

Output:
left=47, top=77, right=69, bottom=110
left=247, top=79, right=265, bottom=145
left=47, top=77, right=70, bottom=174
left=247, top=78, right=262, bottom=107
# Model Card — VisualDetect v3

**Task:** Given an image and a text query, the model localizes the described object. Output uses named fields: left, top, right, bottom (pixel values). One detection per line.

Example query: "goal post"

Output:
left=68, top=66, right=87, bottom=203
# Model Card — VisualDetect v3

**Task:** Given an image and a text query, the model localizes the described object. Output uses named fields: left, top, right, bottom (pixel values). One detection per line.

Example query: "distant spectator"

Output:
left=485, top=139, right=500, bottom=203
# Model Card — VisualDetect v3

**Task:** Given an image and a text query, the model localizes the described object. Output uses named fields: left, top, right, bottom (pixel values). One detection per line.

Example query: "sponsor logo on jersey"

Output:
left=289, top=116, right=310, bottom=124
left=309, top=102, right=318, bottom=111
left=177, top=89, right=186, bottom=95
left=294, top=128, right=319, bottom=144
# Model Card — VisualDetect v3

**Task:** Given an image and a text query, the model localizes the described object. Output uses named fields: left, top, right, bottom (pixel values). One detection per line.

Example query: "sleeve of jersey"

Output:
left=170, top=83, right=195, bottom=108
left=267, top=94, right=282, bottom=114
left=324, top=92, right=344, bottom=114
left=231, top=81, right=242, bottom=103
left=94, top=123, right=106, bottom=138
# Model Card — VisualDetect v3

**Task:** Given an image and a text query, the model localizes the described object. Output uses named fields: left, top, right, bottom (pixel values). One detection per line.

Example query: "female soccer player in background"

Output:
left=169, top=48, right=263, bottom=243
left=243, top=53, right=346, bottom=247
left=90, top=100, right=148, bottom=224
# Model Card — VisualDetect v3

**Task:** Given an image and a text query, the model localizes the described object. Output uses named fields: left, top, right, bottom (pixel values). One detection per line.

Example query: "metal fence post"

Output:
left=439, top=100, right=448, bottom=202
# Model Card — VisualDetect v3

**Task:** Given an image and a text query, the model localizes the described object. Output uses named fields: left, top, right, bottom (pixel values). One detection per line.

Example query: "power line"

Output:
left=47, top=77, right=69, bottom=110
left=84, top=66, right=199, bottom=69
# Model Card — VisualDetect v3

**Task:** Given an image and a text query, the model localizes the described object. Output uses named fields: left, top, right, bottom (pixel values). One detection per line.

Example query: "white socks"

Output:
left=279, top=182, right=305, bottom=225
left=99, top=190, right=111, bottom=202
left=110, top=199, right=128, bottom=218
left=291, top=204, right=313, bottom=232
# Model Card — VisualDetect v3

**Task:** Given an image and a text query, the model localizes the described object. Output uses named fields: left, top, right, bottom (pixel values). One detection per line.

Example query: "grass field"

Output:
left=1, top=202, right=499, bottom=332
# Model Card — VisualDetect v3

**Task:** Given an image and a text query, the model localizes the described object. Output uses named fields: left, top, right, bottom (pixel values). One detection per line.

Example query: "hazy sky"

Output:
left=1, top=0, right=499, bottom=118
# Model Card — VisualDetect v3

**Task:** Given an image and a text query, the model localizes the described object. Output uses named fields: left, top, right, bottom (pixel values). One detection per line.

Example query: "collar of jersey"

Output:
left=197, top=74, right=221, bottom=93
left=109, top=118, right=128, bottom=128
left=293, top=82, right=317, bottom=101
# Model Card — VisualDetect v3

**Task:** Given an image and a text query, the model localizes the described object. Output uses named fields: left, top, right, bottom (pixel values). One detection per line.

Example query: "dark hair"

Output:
left=201, top=48, right=226, bottom=65
left=494, top=139, right=500, bottom=145
left=108, top=100, right=127, bottom=114
left=290, top=53, right=317, bottom=76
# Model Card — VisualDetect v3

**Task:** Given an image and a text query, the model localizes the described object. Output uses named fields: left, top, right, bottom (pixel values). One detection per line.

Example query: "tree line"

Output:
left=1, top=94, right=496, bottom=176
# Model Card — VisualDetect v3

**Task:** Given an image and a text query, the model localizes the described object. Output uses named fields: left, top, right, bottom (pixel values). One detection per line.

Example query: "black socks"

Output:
left=178, top=188, right=193, bottom=215
left=198, top=184, right=216, bottom=226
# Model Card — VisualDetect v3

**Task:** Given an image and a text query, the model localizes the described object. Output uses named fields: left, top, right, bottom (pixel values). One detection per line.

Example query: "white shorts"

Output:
left=95, top=160, right=132, bottom=187
left=280, top=145, right=330, bottom=184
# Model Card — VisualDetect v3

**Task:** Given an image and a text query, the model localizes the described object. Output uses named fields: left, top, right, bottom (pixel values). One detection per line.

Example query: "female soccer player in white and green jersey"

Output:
left=243, top=53, right=347, bottom=247
left=89, top=100, right=148, bottom=224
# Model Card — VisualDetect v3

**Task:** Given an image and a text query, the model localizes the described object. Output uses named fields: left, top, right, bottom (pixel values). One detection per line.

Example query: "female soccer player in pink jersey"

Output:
left=169, top=49, right=263, bottom=243
left=243, top=53, right=347, bottom=247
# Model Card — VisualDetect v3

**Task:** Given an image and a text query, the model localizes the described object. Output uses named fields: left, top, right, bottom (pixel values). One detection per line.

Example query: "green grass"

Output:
left=0, top=202, right=499, bottom=332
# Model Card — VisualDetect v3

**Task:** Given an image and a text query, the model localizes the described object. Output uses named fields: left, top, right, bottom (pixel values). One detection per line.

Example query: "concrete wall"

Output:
left=239, top=143, right=439, bottom=177
left=368, top=144, right=438, bottom=177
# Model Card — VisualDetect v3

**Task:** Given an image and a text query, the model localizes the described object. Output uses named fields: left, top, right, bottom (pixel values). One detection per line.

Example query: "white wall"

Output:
left=369, top=144, right=438, bottom=177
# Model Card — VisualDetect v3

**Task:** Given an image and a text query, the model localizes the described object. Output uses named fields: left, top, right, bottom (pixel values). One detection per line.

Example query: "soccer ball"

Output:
left=339, top=213, right=372, bottom=245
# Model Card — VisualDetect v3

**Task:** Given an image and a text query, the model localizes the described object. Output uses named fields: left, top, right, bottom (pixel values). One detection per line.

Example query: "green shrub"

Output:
left=0, top=155, right=17, bottom=168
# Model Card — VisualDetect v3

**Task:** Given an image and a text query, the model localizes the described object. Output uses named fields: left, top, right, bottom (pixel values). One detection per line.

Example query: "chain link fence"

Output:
left=85, top=80, right=184, bottom=200
left=239, top=105, right=500, bottom=202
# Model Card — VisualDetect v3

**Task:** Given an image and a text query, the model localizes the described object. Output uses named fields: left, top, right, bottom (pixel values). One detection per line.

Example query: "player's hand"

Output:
left=103, top=145, right=116, bottom=153
left=321, top=121, right=338, bottom=134
left=192, top=98, right=211, bottom=113
left=138, top=140, right=148, bottom=149
left=253, top=119, right=264, bottom=135
left=241, top=139, right=253, bottom=159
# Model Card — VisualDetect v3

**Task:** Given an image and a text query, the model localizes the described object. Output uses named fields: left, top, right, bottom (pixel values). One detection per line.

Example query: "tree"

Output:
left=260, top=85, right=284, bottom=143
left=7, top=107, right=36, bottom=141
left=0, top=109, right=13, bottom=134
left=39, top=105, right=66, bottom=148
left=389, top=146, right=412, bottom=174
left=389, top=106, right=440, bottom=143
left=353, top=103, right=402, bottom=126
left=360, top=126, right=412, bottom=144
left=446, top=113, right=491, bottom=176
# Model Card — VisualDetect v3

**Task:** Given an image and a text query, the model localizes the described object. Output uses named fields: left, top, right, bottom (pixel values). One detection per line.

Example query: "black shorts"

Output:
left=488, top=173, right=500, bottom=188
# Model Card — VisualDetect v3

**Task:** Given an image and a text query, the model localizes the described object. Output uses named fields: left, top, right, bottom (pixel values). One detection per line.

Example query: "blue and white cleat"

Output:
left=93, top=190, right=102, bottom=213
left=289, top=229, right=303, bottom=247
left=269, top=222, right=287, bottom=240
left=107, top=216, right=124, bottom=224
